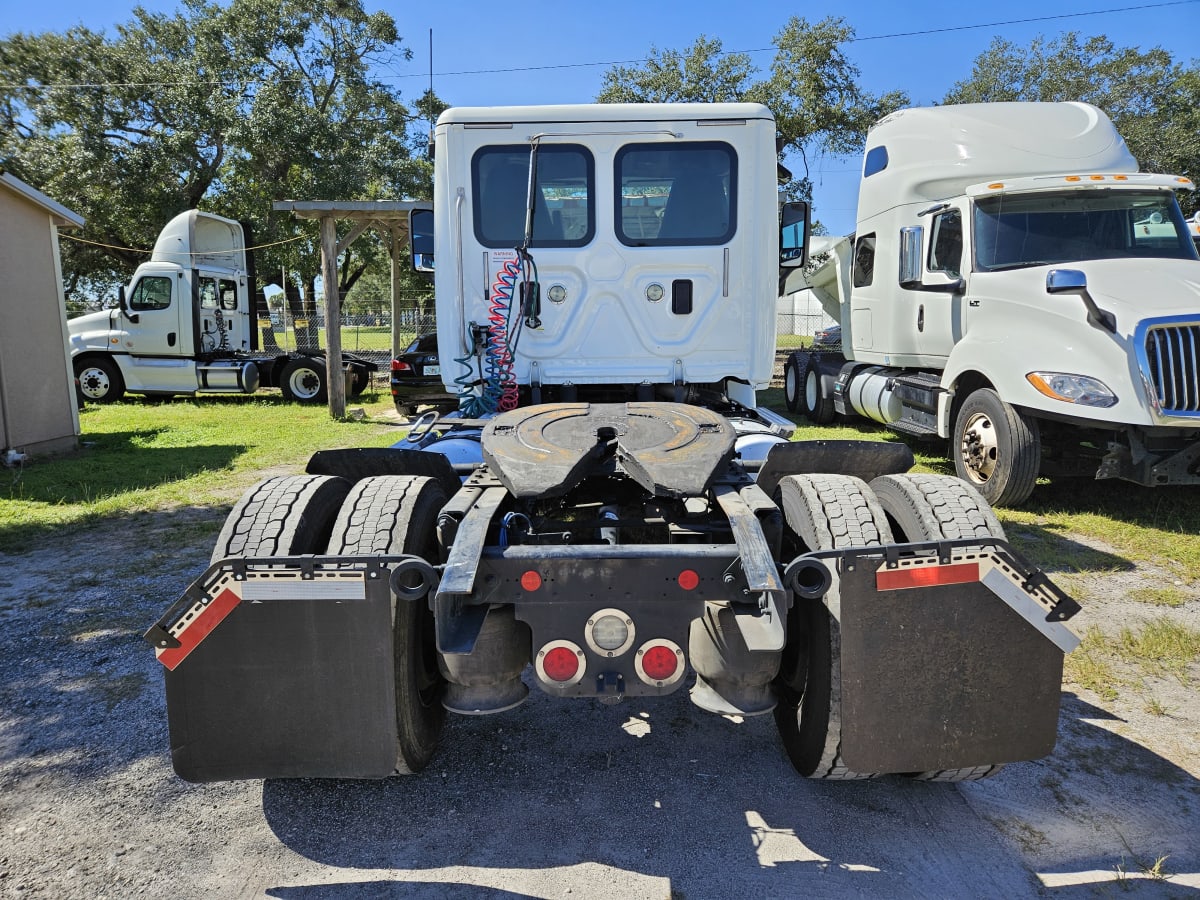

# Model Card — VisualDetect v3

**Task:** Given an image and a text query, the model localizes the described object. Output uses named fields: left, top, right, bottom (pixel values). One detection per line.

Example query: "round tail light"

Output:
left=634, top=639, right=685, bottom=686
left=536, top=640, right=585, bottom=685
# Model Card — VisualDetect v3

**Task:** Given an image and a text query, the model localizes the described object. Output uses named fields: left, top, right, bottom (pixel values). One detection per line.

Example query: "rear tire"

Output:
left=870, top=472, right=1009, bottom=782
left=348, top=366, right=369, bottom=398
left=783, top=354, right=802, bottom=413
left=327, top=476, right=448, bottom=775
left=773, top=474, right=893, bottom=780
left=211, top=475, right=351, bottom=563
left=280, top=357, right=328, bottom=404
left=804, top=357, right=836, bottom=425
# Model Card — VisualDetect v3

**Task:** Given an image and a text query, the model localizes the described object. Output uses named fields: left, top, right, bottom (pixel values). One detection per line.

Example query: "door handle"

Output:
left=917, top=305, right=925, bottom=332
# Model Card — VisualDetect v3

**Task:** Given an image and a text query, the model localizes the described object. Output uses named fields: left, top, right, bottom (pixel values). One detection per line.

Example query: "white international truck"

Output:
left=67, top=210, right=375, bottom=403
left=146, top=103, right=1079, bottom=784
left=784, top=101, right=1200, bottom=506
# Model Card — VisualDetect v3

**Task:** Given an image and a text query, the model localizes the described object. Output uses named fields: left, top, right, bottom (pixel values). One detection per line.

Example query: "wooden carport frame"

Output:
left=272, top=199, right=432, bottom=418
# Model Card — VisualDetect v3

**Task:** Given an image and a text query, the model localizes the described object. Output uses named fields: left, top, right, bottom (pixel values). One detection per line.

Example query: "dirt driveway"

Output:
left=1, top=506, right=1197, bottom=899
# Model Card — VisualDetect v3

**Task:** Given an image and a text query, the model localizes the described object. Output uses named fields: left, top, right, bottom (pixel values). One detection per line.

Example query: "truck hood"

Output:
left=983, top=259, right=1200, bottom=331
left=67, top=309, right=117, bottom=353
left=68, top=309, right=114, bottom=335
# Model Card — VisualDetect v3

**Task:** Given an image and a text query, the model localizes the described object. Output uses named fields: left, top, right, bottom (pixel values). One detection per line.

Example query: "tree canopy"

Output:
left=0, top=0, right=433, bottom=304
left=597, top=17, right=907, bottom=206
left=946, top=32, right=1200, bottom=215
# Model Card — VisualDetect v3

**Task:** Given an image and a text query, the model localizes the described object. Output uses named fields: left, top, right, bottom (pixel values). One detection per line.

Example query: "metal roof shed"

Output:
left=0, top=172, right=84, bottom=459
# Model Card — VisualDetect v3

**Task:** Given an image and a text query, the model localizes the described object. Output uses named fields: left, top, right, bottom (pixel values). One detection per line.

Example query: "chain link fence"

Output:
left=257, top=309, right=437, bottom=370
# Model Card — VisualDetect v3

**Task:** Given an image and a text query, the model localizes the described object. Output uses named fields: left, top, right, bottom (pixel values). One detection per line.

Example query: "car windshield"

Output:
left=973, top=189, right=1199, bottom=271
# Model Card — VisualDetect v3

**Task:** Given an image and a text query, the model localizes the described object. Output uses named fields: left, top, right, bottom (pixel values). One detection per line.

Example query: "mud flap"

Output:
left=148, top=559, right=404, bottom=782
left=825, top=541, right=1078, bottom=774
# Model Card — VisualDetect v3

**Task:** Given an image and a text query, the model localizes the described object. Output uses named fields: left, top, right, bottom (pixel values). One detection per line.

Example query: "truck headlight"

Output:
left=1026, top=372, right=1117, bottom=408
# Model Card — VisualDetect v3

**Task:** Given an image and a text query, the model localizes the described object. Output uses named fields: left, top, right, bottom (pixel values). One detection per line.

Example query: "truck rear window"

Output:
left=472, top=144, right=594, bottom=248
left=615, top=142, right=736, bottom=247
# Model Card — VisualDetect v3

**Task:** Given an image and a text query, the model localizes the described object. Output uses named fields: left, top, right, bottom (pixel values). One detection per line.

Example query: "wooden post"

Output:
left=320, top=214, right=346, bottom=418
left=391, top=226, right=402, bottom=358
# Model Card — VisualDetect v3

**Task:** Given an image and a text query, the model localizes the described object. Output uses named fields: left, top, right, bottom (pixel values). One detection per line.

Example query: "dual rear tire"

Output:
left=213, top=473, right=447, bottom=774
left=773, top=472, right=1006, bottom=782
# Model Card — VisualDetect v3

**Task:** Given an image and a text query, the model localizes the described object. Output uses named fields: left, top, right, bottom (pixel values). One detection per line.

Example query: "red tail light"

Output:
left=634, top=639, right=684, bottom=686
left=536, top=640, right=585, bottom=685
left=391, top=360, right=412, bottom=373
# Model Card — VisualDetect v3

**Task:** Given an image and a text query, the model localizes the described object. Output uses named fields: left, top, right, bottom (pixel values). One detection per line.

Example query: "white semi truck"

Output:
left=146, top=103, right=1078, bottom=784
left=67, top=210, right=375, bottom=403
left=784, top=102, right=1200, bottom=506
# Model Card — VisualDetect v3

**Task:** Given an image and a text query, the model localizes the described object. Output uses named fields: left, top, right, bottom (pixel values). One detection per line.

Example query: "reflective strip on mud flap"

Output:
left=874, top=553, right=1080, bottom=654
left=155, top=587, right=242, bottom=671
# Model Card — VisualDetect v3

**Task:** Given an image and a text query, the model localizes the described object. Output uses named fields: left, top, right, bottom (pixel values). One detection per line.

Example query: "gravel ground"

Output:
left=1, top=500, right=1198, bottom=899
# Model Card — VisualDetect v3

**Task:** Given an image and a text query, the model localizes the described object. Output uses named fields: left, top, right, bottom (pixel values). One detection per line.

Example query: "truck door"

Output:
left=196, top=273, right=249, bottom=353
left=124, top=273, right=183, bottom=356
left=918, top=208, right=965, bottom=361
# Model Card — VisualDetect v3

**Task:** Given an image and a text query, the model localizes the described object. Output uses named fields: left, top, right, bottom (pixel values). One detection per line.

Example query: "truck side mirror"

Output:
left=779, top=201, right=810, bottom=267
left=1046, top=268, right=1116, bottom=333
left=898, top=226, right=922, bottom=286
left=117, top=285, right=139, bottom=323
left=409, top=208, right=434, bottom=274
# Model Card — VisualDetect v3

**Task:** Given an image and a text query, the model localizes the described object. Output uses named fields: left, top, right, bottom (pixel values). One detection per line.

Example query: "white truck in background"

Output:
left=784, top=102, right=1200, bottom=506
left=67, top=210, right=375, bottom=404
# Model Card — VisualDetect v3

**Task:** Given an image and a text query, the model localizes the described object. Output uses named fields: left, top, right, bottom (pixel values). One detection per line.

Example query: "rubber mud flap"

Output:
left=164, top=578, right=398, bottom=782
left=833, top=564, right=1064, bottom=774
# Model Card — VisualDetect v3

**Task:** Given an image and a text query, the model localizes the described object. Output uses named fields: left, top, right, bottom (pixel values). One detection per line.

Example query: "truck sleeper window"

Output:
left=472, top=144, right=594, bottom=248
left=616, top=142, right=736, bottom=247
left=130, top=276, right=172, bottom=311
left=973, top=190, right=1198, bottom=271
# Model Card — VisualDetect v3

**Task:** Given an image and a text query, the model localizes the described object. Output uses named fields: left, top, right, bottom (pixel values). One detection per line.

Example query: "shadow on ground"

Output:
left=258, top=681, right=1200, bottom=899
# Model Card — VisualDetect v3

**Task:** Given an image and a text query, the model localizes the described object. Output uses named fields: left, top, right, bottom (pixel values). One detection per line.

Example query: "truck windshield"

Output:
left=973, top=190, right=1198, bottom=271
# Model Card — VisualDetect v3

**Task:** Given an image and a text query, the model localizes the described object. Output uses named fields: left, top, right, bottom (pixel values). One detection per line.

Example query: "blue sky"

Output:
left=4, top=0, right=1198, bottom=235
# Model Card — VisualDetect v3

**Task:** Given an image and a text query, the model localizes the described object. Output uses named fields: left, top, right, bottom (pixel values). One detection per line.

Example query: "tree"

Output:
left=0, top=0, right=434, bottom=317
left=597, top=18, right=907, bottom=204
left=945, top=33, right=1200, bottom=215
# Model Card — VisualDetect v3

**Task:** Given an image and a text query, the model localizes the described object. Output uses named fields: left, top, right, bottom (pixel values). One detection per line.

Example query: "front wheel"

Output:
left=74, top=357, right=125, bottom=403
left=280, top=357, right=327, bottom=403
left=953, top=388, right=1040, bottom=507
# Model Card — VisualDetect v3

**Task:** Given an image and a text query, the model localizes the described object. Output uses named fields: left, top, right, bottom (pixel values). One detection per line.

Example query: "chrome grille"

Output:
left=1143, top=323, right=1200, bottom=414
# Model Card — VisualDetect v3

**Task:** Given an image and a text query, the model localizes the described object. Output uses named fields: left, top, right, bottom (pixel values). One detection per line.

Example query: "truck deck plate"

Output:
left=481, top=402, right=735, bottom=499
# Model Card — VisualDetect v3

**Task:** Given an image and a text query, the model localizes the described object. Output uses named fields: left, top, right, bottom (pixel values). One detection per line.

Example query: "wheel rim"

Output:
left=79, top=367, right=110, bottom=399
left=287, top=366, right=321, bottom=400
left=785, top=365, right=798, bottom=404
left=959, top=411, right=999, bottom=484
left=805, top=369, right=819, bottom=411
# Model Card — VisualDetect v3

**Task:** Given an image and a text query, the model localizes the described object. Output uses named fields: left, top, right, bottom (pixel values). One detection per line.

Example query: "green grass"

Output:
left=0, top=390, right=401, bottom=553
left=1064, top=617, right=1200, bottom=700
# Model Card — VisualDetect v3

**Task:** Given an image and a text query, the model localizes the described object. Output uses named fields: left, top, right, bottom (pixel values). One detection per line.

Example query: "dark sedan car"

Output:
left=390, top=333, right=457, bottom=416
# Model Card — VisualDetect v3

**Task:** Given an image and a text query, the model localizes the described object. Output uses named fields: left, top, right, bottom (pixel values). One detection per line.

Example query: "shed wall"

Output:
left=0, top=188, right=80, bottom=456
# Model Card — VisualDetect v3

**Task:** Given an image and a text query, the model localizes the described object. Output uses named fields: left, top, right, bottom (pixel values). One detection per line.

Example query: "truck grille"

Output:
left=1143, top=323, right=1200, bottom=414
